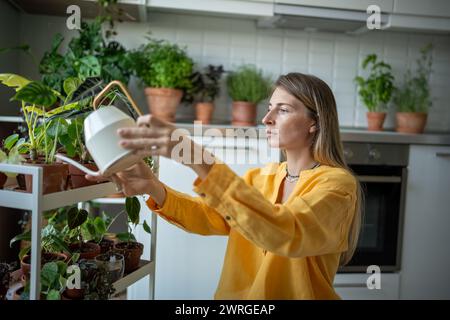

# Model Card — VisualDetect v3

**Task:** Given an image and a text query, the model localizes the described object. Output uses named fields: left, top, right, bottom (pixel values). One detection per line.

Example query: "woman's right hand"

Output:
left=85, top=160, right=164, bottom=199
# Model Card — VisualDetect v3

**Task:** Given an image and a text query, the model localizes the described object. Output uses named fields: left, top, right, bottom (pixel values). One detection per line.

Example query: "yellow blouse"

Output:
left=146, top=161, right=357, bottom=300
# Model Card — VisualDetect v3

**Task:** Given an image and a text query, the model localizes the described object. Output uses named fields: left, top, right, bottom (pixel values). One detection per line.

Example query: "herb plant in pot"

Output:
left=190, top=65, right=224, bottom=124
left=114, top=196, right=151, bottom=273
left=226, top=65, right=271, bottom=126
left=393, top=44, right=433, bottom=134
left=132, top=38, right=194, bottom=122
left=354, top=54, right=394, bottom=131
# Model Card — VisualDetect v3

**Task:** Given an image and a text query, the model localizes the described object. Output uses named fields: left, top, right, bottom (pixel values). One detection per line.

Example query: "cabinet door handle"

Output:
left=436, top=152, right=450, bottom=158
left=357, top=175, right=402, bottom=183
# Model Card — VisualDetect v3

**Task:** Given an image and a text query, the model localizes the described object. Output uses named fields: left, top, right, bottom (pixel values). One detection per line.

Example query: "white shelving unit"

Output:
left=0, top=162, right=157, bottom=300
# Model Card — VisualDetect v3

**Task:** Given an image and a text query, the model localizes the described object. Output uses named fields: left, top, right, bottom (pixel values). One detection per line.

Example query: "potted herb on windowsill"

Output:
left=114, top=196, right=151, bottom=273
left=189, top=65, right=224, bottom=124
left=354, top=54, right=394, bottom=131
left=393, top=44, right=433, bottom=134
left=131, top=38, right=194, bottom=122
left=226, top=65, right=271, bottom=126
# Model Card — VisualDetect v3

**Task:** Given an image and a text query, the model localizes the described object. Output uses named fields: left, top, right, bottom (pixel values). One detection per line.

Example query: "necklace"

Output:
left=285, top=162, right=320, bottom=183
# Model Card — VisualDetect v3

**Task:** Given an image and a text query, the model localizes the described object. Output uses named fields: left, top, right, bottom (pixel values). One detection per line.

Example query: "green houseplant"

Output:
left=189, top=65, right=224, bottom=124
left=114, top=196, right=151, bottom=273
left=0, top=134, right=26, bottom=188
left=393, top=44, right=433, bottom=133
left=131, top=38, right=194, bottom=122
left=0, top=74, right=71, bottom=194
left=226, top=65, right=271, bottom=126
left=354, top=54, right=394, bottom=131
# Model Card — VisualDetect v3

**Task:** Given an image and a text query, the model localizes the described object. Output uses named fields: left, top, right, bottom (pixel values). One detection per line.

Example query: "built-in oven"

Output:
left=338, top=142, right=408, bottom=273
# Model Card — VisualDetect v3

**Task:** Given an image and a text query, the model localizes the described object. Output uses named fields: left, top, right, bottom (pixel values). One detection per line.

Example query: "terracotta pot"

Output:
left=366, top=112, right=387, bottom=131
left=144, top=87, right=183, bottom=122
left=88, top=238, right=115, bottom=254
left=64, top=287, right=84, bottom=300
left=195, top=102, right=214, bottom=124
left=24, top=162, right=69, bottom=194
left=395, top=112, right=428, bottom=134
left=69, top=242, right=101, bottom=260
left=231, top=101, right=257, bottom=126
left=21, top=252, right=68, bottom=280
left=114, top=242, right=144, bottom=273
left=68, top=162, right=99, bottom=189
left=0, top=172, right=6, bottom=189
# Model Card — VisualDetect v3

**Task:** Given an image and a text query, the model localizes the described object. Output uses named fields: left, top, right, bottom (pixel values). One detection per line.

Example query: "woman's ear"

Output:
left=309, top=122, right=318, bottom=134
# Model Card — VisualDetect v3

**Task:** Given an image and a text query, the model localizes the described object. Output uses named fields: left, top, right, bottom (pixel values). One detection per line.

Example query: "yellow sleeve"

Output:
left=192, top=162, right=357, bottom=258
left=146, top=184, right=230, bottom=236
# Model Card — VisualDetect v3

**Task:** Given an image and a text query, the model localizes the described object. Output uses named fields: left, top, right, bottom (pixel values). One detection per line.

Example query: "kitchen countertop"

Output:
left=174, top=122, right=450, bottom=146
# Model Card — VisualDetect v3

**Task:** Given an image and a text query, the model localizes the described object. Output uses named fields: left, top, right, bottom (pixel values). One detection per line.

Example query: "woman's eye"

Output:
left=279, top=108, right=288, bottom=113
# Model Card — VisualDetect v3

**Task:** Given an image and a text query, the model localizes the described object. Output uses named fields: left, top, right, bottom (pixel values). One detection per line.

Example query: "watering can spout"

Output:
left=55, top=154, right=102, bottom=177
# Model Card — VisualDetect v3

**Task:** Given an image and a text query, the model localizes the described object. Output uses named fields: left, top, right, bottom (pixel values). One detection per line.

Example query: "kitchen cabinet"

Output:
left=334, top=273, right=400, bottom=300
left=147, top=0, right=274, bottom=17
left=154, top=136, right=280, bottom=299
left=393, top=0, right=450, bottom=18
left=399, top=145, right=450, bottom=299
left=274, top=0, right=394, bottom=13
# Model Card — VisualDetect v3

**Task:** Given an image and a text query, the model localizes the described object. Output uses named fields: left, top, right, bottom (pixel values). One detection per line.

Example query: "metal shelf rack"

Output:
left=0, top=163, right=157, bottom=300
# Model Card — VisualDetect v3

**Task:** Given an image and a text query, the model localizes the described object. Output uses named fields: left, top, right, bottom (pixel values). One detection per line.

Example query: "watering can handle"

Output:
left=93, top=80, right=143, bottom=117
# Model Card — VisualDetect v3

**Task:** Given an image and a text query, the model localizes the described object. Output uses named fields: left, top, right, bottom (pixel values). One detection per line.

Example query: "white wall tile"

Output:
left=17, top=11, right=450, bottom=132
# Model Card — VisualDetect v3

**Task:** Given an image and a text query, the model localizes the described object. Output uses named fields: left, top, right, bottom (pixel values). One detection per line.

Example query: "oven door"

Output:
left=339, top=165, right=406, bottom=273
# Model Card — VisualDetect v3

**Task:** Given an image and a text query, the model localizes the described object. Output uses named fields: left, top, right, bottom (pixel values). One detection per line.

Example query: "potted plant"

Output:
left=131, top=38, right=194, bottom=122
left=393, top=44, right=433, bottom=134
left=65, top=206, right=101, bottom=260
left=226, top=65, right=271, bottom=126
left=114, top=196, right=151, bottom=273
left=189, top=65, right=225, bottom=124
left=354, top=54, right=394, bottom=131
left=82, top=212, right=117, bottom=254
left=0, top=74, right=70, bottom=194
left=0, top=134, right=26, bottom=189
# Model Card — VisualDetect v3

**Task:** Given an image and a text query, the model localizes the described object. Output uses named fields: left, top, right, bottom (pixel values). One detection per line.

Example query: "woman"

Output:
left=87, top=73, right=363, bottom=300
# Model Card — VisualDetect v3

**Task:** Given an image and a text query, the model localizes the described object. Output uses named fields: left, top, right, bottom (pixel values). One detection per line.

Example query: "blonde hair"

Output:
left=274, top=73, right=364, bottom=266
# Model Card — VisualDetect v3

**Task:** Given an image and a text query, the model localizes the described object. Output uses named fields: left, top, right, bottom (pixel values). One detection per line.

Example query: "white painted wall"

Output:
left=15, top=11, right=450, bottom=131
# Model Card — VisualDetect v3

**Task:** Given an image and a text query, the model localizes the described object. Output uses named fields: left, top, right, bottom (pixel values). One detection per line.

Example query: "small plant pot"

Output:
left=88, top=238, right=115, bottom=254
left=144, top=87, right=183, bottom=122
left=21, top=252, right=68, bottom=281
left=68, top=162, right=99, bottom=189
left=24, top=162, right=69, bottom=194
left=69, top=242, right=101, bottom=260
left=231, top=101, right=257, bottom=126
left=395, top=112, right=428, bottom=134
left=0, top=172, right=7, bottom=189
left=95, top=252, right=125, bottom=282
left=366, top=112, right=387, bottom=131
left=195, top=102, right=214, bottom=124
left=114, top=242, right=144, bottom=273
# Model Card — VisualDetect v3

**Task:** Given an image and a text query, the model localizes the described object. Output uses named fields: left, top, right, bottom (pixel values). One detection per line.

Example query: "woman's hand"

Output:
left=85, top=160, right=166, bottom=202
left=118, top=115, right=216, bottom=179
left=117, top=115, right=178, bottom=159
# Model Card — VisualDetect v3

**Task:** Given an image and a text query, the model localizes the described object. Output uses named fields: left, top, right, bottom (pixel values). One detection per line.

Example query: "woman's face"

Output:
left=262, top=87, right=317, bottom=150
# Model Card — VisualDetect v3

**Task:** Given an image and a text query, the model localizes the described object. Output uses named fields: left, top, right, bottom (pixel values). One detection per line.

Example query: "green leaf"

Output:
left=116, top=232, right=132, bottom=242
left=67, top=207, right=88, bottom=230
left=63, top=77, right=82, bottom=97
left=75, top=56, right=101, bottom=79
left=94, top=216, right=107, bottom=235
left=126, top=196, right=140, bottom=225
left=12, top=81, right=57, bottom=107
left=143, top=220, right=151, bottom=234
left=46, top=289, right=61, bottom=300
left=18, top=246, right=31, bottom=261
left=41, top=262, right=59, bottom=287
left=0, top=73, right=31, bottom=91
left=10, top=229, right=31, bottom=247
left=4, top=134, right=19, bottom=151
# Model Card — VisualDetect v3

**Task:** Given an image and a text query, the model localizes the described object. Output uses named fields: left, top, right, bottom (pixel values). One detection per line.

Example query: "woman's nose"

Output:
left=262, top=112, right=274, bottom=126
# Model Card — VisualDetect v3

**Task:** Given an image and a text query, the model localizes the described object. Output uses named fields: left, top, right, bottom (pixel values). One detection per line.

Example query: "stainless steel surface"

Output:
left=343, top=142, right=409, bottom=166
left=174, top=123, right=450, bottom=146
